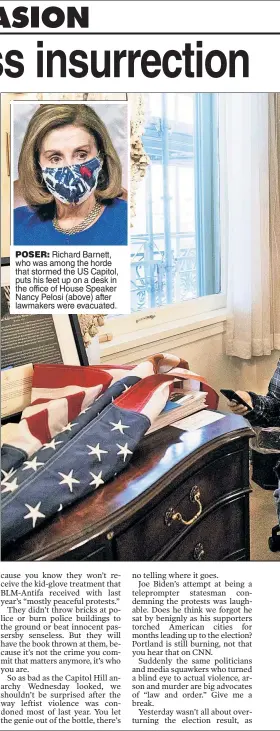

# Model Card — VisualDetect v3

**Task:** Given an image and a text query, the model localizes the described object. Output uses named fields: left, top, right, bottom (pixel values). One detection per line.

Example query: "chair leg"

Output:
left=268, top=524, right=280, bottom=552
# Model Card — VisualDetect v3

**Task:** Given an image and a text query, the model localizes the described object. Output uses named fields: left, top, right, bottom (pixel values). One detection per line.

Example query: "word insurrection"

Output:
left=1, top=41, right=249, bottom=80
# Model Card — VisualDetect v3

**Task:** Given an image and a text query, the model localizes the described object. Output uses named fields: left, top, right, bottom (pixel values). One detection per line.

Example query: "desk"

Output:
left=2, top=414, right=254, bottom=562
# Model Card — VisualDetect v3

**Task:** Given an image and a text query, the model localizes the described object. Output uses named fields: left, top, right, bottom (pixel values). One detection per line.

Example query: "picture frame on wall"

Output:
left=1, top=258, right=88, bottom=367
left=1, top=258, right=88, bottom=420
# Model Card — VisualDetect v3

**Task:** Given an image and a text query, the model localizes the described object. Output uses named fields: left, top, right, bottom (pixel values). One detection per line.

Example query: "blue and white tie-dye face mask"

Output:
left=40, top=156, right=102, bottom=205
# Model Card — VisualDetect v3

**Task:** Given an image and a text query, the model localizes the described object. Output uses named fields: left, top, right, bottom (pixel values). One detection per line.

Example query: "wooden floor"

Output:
left=250, top=480, right=280, bottom=561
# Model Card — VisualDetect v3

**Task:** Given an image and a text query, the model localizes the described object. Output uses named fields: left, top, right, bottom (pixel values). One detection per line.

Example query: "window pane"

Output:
left=130, top=92, right=220, bottom=312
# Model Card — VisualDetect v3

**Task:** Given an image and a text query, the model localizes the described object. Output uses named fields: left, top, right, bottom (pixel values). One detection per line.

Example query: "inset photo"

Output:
left=11, top=100, right=129, bottom=246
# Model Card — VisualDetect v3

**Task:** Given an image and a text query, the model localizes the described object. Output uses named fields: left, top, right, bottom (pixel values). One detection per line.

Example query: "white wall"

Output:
left=167, top=333, right=279, bottom=412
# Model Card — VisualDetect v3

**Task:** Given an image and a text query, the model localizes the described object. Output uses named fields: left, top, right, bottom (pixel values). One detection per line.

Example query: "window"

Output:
left=131, top=93, right=220, bottom=313
left=105, top=92, right=224, bottom=343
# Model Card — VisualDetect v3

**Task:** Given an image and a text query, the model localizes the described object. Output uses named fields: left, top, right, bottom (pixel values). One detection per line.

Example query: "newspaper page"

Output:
left=0, top=2, right=279, bottom=730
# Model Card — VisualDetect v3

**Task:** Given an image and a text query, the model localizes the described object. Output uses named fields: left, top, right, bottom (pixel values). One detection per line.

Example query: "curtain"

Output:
left=268, top=93, right=280, bottom=350
left=219, top=93, right=280, bottom=359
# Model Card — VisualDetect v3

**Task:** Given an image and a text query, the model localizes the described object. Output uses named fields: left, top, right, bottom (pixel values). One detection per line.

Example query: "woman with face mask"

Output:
left=14, top=104, right=128, bottom=246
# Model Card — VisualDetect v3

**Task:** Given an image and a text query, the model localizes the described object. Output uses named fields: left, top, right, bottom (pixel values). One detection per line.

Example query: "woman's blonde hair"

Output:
left=18, top=104, right=123, bottom=213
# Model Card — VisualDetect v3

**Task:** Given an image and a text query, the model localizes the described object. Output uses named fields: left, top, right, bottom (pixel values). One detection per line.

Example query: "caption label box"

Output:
left=10, top=247, right=131, bottom=315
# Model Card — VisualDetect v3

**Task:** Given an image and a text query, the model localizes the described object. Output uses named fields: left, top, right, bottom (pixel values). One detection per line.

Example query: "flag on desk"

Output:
left=1, top=353, right=218, bottom=547
left=1, top=363, right=112, bottom=470
left=1, top=354, right=218, bottom=473
left=1, top=373, right=174, bottom=547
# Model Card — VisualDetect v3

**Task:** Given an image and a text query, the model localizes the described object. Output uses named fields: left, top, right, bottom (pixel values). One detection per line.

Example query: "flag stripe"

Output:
left=23, top=385, right=102, bottom=418
left=31, top=398, right=53, bottom=406
left=46, top=398, right=69, bottom=437
left=25, top=410, right=51, bottom=445
left=67, top=391, right=85, bottom=422
left=2, top=421, right=42, bottom=461
left=141, top=381, right=174, bottom=423
left=114, top=374, right=175, bottom=412
left=32, top=363, right=112, bottom=390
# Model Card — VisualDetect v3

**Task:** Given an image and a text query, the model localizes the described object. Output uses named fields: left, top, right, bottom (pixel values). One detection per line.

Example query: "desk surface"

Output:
left=2, top=414, right=253, bottom=561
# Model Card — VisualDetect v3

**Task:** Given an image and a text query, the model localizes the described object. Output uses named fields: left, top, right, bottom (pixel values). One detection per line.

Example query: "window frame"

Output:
left=105, top=92, right=225, bottom=342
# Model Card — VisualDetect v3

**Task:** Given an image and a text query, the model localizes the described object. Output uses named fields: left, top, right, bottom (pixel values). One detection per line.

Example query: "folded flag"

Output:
left=1, top=353, right=218, bottom=548
left=102, top=353, right=218, bottom=410
left=1, top=354, right=218, bottom=469
left=1, top=363, right=113, bottom=472
left=1, top=374, right=174, bottom=547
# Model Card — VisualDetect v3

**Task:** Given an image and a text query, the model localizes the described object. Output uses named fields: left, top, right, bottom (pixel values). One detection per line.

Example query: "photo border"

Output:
left=10, top=98, right=130, bottom=249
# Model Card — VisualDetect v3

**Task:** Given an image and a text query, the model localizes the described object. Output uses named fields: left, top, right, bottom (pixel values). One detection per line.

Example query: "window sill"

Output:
left=100, top=308, right=227, bottom=365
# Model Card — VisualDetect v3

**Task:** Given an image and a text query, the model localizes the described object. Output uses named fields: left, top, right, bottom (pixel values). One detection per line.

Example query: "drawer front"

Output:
left=55, top=540, right=114, bottom=561
left=115, top=450, right=246, bottom=561
left=162, top=497, right=247, bottom=561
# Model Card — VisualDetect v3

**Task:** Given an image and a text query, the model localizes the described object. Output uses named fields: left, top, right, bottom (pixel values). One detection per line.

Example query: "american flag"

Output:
left=1, top=353, right=218, bottom=547
left=1, top=363, right=112, bottom=470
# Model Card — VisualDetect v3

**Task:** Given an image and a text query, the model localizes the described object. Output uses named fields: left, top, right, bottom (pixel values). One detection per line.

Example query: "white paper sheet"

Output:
left=172, top=410, right=226, bottom=431
left=1, top=363, right=33, bottom=418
